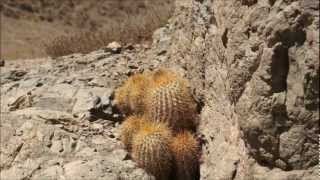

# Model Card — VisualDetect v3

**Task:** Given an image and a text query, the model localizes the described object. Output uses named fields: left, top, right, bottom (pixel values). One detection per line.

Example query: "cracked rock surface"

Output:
left=1, top=0, right=319, bottom=180
left=149, top=0, right=318, bottom=179
left=1, top=47, right=157, bottom=180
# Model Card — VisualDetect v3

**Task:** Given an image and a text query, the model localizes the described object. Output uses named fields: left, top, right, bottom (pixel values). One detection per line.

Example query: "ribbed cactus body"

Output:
left=170, top=131, right=199, bottom=180
left=132, top=122, right=173, bottom=180
left=146, top=69, right=197, bottom=131
left=117, top=69, right=200, bottom=180
left=120, top=115, right=147, bottom=151
left=115, top=73, right=150, bottom=115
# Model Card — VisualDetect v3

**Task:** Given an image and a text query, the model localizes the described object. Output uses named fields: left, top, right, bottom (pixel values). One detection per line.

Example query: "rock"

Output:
left=148, top=0, right=319, bottom=179
left=61, top=157, right=153, bottom=180
left=0, top=59, right=5, bottom=67
left=124, top=44, right=135, bottom=50
left=76, top=147, right=98, bottom=157
left=0, top=44, right=153, bottom=179
left=0, top=159, right=41, bottom=180
left=88, top=90, right=123, bottom=122
left=31, top=165, right=64, bottom=180
left=3, top=70, right=27, bottom=82
left=105, top=41, right=122, bottom=54
left=70, top=87, right=123, bottom=122
left=8, top=91, right=35, bottom=111
left=32, top=84, right=77, bottom=112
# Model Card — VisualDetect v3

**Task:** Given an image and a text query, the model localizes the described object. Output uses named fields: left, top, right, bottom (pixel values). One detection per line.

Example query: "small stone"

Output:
left=108, top=134, right=115, bottom=139
left=36, top=82, right=43, bottom=87
left=6, top=70, right=27, bottom=81
left=92, top=123, right=103, bottom=131
left=104, top=41, right=122, bottom=54
left=157, top=50, right=167, bottom=56
left=128, top=64, right=138, bottom=69
left=275, top=159, right=287, bottom=170
left=124, top=44, right=135, bottom=50
left=0, top=59, right=5, bottom=67
left=112, top=149, right=128, bottom=160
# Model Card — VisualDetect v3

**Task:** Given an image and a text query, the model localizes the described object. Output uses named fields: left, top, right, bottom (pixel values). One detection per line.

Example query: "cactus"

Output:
left=146, top=69, right=197, bottom=131
left=170, top=131, right=200, bottom=180
left=114, top=73, right=150, bottom=115
left=116, top=69, right=200, bottom=180
left=132, top=122, right=173, bottom=180
left=120, top=115, right=147, bottom=151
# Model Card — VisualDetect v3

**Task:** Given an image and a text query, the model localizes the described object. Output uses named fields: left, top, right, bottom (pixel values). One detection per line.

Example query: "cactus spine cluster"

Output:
left=114, top=73, right=150, bottom=115
left=116, top=69, right=199, bottom=180
left=132, top=122, right=173, bottom=180
left=146, top=69, right=197, bottom=130
left=170, top=131, right=200, bottom=180
left=120, top=115, right=147, bottom=151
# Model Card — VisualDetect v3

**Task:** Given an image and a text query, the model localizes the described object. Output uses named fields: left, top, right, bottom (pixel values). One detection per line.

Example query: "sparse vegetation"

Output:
left=2, top=0, right=174, bottom=59
left=44, top=1, right=174, bottom=57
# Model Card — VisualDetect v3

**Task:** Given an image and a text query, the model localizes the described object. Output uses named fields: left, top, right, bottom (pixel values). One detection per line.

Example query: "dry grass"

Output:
left=44, top=2, right=174, bottom=57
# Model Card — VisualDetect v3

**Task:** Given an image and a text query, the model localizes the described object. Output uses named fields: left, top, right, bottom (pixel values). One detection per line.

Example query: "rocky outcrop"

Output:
left=1, top=0, right=319, bottom=179
left=1, top=47, right=158, bottom=180
left=148, top=0, right=319, bottom=179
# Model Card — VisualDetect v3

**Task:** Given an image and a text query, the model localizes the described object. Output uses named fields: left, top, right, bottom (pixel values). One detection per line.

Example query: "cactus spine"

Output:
left=114, top=73, right=150, bottom=115
left=146, top=69, right=197, bottom=131
left=170, top=131, right=200, bottom=180
left=120, top=115, right=147, bottom=151
left=132, top=122, right=173, bottom=180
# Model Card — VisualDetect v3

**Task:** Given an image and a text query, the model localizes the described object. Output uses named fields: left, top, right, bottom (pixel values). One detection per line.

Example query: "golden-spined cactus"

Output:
left=146, top=69, right=197, bottom=131
left=170, top=131, right=199, bottom=180
left=114, top=73, right=150, bottom=115
left=120, top=115, right=147, bottom=151
left=132, top=122, right=173, bottom=180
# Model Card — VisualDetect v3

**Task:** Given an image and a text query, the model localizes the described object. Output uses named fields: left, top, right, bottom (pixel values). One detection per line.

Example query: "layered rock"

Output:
left=1, top=47, right=157, bottom=180
left=148, top=0, right=319, bottom=179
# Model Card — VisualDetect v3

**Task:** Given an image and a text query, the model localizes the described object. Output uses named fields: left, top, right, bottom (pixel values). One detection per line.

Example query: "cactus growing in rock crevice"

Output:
left=132, top=121, right=173, bottom=180
left=120, top=115, right=147, bottom=151
left=146, top=69, right=197, bottom=131
left=170, top=131, right=200, bottom=180
left=116, top=68, right=200, bottom=180
left=114, top=73, right=150, bottom=115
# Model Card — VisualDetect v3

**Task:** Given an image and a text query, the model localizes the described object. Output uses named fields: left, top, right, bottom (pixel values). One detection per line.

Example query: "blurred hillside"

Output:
left=1, top=0, right=174, bottom=60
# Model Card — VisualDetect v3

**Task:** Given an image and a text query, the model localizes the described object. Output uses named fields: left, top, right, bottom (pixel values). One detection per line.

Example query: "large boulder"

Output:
left=148, top=0, right=319, bottom=179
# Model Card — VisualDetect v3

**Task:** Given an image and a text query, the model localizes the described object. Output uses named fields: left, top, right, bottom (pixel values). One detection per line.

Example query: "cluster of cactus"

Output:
left=116, top=69, right=200, bottom=180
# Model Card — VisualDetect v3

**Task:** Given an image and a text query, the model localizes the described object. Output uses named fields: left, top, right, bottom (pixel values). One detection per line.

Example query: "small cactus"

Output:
left=120, top=115, right=147, bottom=151
left=132, top=122, right=173, bottom=180
left=146, top=69, right=197, bottom=131
left=170, top=131, right=200, bottom=180
left=114, top=73, right=150, bottom=115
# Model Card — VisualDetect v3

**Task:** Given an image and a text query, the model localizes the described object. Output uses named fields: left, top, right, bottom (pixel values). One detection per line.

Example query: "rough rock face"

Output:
left=1, top=47, right=158, bottom=180
left=149, top=0, right=319, bottom=179
left=1, top=0, right=319, bottom=180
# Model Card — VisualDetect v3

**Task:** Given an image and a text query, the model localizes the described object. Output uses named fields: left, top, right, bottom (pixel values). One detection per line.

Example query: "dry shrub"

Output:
left=45, top=1, right=174, bottom=57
